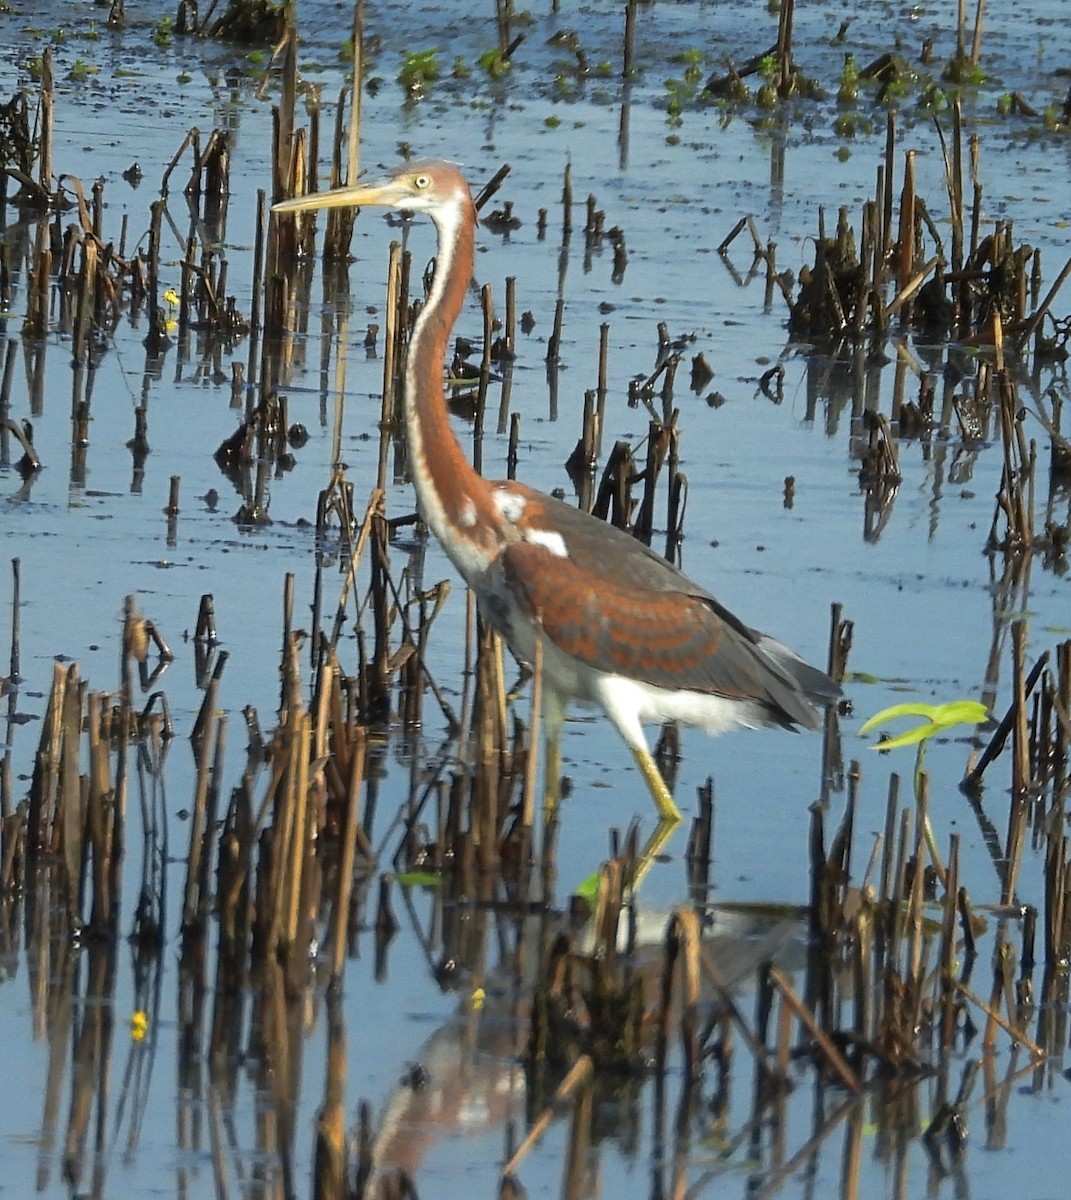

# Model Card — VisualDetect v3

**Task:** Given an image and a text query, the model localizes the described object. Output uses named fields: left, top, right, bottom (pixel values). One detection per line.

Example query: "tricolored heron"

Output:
left=274, top=160, right=837, bottom=828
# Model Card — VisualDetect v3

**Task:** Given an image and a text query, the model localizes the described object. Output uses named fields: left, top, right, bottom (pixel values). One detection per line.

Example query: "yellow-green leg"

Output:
left=630, top=745, right=683, bottom=823
left=626, top=744, right=683, bottom=888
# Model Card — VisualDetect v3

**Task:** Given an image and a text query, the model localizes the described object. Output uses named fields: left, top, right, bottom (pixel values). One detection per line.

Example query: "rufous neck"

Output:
left=403, top=191, right=498, bottom=563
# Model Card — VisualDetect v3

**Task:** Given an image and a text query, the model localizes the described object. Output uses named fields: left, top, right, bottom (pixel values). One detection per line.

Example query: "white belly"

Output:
left=473, top=563, right=767, bottom=755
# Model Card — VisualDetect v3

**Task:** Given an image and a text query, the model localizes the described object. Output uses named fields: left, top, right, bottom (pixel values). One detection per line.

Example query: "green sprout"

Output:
left=154, top=15, right=173, bottom=49
left=860, top=700, right=988, bottom=753
left=917, top=82, right=949, bottom=110
left=68, top=58, right=97, bottom=82
left=755, top=82, right=778, bottom=109
left=861, top=699, right=988, bottom=868
left=398, top=47, right=439, bottom=96
left=833, top=113, right=857, bottom=138
left=665, top=77, right=685, bottom=122
left=477, top=47, right=510, bottom=80
left=837, top=53, right=858, bottom=104
left=943, top=53, right=986, bottom=87
left=678, top=47, right=704, bottom=85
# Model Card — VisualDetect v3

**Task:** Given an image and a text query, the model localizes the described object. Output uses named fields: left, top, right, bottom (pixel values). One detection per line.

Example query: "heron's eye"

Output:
left=413, top=174, right=431, bottom=190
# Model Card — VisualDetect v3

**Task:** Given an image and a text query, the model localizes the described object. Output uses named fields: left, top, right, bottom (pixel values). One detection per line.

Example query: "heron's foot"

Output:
left=506, top=663, right=533, bottom=703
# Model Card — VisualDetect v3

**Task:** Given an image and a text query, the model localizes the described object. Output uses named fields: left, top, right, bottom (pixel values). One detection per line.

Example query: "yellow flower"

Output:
left=130, top=1010, right=149, bottom=1042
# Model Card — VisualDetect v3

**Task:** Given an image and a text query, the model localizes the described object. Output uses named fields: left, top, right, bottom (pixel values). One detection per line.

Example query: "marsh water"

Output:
left=1, top=1, right=1070, bottom=1197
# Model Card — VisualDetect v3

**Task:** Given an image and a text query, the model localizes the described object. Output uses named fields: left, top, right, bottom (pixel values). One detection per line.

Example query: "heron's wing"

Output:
left=499, top=539, right=822, bottom=729
left=506, top=484, right=713, bottom=598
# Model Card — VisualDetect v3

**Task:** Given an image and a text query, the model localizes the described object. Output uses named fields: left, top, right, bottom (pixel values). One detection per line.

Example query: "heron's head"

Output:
left=273, top=159, right=472, bottom=220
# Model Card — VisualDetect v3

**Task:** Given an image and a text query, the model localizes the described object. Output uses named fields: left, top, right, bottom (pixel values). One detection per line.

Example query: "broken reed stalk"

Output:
left=502, top=1054, right=593, bottom=1176
left=507, top=411, right=520, bottom=479
left=775, top=0, right=795, bottom=92
left=954, top=978, right=1043, bottom=1058
left=963, top=650, right=1048, bottom=790
left=1014, top=250, right=1071, bottom=355
left=22, top=218, right=52, bottom=339
left=880, top=772, right=901, bottom=905
left=313, top=989, right=348, bottom=1200
left=348, top=0, right=364, bottom=182
left=5, top=558, right=19, bottom=672
left=469, top=623, right=512, bottom=873
left=504, top=274, right=516, bottom=361
left=938, top=834, right=961, bottom=1049
left=970, top=0, right=986, bottom=65
left=37, top=48, right=54, bottom=197
left=656, top=907, right=701, bottom=1085
left=987, top=351, right=1034, bottom=552
left=622, top=0, right=636, bottom=78
left=1044, top=798, right=1069, bottom=964
left=547, top=296, right=564, bottom=364
left=1003, top=620, right=1031, bottom=904
left=634, top=420, right=669, bottom=545
left=86, top=691, right=113, bottom=931
left=561, top=1055, right=593, bottom=1198
left=521, top=630, right=543, bottom=829
left=330, top=730, right=366, bottom=983
left=768, top=966, right=862, bottom=1091
left=20, top=661, right=137, bottom=937
left=379, top=242, right=404, bottom=455
left=898, top=148, right=917, bottom=296
left=277, top=18, right=299, bottom=200
left=183, top=706, right=220, bottom=938
left=685, top=778, right=714, bottom=897
left=561, top=160, right=572, bottom=237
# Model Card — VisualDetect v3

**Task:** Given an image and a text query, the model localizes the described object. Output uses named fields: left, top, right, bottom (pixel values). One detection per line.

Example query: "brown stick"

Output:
left=767, top=966, right=863, bottom=1092
left=501, top=1054, right=594, bottom=1176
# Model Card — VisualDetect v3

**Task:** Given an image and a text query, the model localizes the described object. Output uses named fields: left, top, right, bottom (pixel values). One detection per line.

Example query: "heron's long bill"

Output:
left=272, top=178, right=399, bottom=215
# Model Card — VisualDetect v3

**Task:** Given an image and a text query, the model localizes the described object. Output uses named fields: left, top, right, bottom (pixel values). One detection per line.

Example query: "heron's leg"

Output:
left=630, top=745, right=683, bottom=823
left=593, top=678, right=683, bottom=823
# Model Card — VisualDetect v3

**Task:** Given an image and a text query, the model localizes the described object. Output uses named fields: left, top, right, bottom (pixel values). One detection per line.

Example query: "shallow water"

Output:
left=1, top=1, right=1070, bottom=1197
